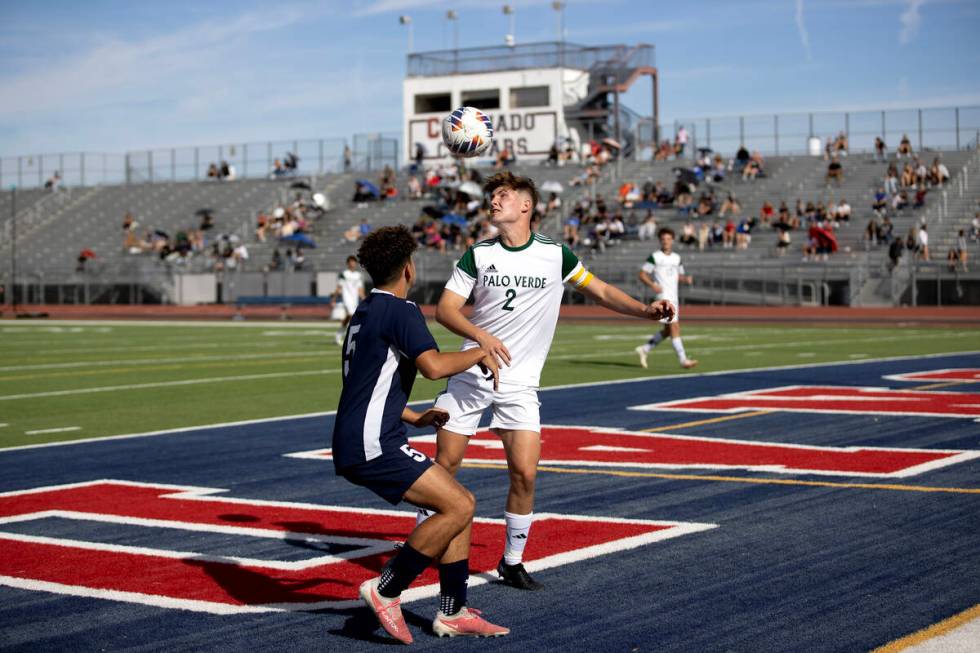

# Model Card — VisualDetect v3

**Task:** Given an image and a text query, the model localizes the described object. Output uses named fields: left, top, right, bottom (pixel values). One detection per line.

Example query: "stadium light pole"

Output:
left=399, top=15, right=413, bottom=54
left=552, top=1, right=565, bottom=43
left=502, top=4, right=515, bottom=46
left=8, top=186, right=15, bottom=310
left=446, top=10, right=459, bottom=72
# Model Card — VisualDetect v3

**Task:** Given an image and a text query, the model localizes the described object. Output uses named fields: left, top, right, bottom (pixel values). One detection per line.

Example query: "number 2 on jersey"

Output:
left=501, top=288, right=517, bottom=311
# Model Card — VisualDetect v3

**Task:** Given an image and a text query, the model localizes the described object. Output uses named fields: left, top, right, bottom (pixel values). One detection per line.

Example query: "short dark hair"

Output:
left=357, top=225, right=417, bottom=286
left=658, top=227, right=675, bottom=239
left=484, top=171, right=539, bottom=216
left=346, top=255, right=357, bottom=264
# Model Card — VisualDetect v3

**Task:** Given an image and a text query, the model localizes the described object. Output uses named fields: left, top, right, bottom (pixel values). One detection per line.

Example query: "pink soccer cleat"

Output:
left=681, top=359, right=699, bottom=369
left=432, top=607, right=510, bottom=638
left=359, top=577, right=413, bottom=645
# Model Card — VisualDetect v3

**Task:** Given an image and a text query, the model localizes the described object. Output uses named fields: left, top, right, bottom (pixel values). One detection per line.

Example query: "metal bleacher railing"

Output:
left=0, top=133, right=400, bottom=190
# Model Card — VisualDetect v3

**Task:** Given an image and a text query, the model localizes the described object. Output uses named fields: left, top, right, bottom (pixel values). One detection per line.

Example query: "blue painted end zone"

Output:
left=0, top=353, right=978, bottom=652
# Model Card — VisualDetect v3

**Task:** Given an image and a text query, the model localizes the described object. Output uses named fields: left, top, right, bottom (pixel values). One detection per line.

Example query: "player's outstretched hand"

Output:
left=414, top=407, right=450, bottom=429
left=477, top=354, right=500, bottom=391
left=477, top=333, right=511, bottom=368
left=644, top=299, right=675, bottom=322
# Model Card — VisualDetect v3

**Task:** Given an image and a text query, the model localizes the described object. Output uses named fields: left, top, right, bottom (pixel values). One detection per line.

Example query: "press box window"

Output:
left=415, top=93, right=451, bottom=114
left=510, top=86, right=549, bottom=108
left=461, top=89, right=500, bottom=110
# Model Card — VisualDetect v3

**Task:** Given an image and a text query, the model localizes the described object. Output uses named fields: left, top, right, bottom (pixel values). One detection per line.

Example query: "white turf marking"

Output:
left=632, top=384, right=980, bottom=420
left=1, top=319, right=341, bottom=329
left=0, top=480, right=716, bottom=613
left=0, top=326, right=112, bottom=334
left=0, top=423, right=8, bottom=429
left=24, top=427, right=81, bottom=435
left=0, top=351, right=330, bottom=373
left=1, top=350, right=977, bottom=453
left=286, top=423, right=980, bottom=479
left=0, top=369, right=338, bottom=401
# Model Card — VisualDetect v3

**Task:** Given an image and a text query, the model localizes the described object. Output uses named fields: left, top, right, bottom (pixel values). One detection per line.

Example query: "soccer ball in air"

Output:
left=442, top=106, right=493, bottom=158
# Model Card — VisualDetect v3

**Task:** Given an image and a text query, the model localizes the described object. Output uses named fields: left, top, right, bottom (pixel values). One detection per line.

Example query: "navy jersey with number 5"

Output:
left=331, top=289, right=438, bottom=470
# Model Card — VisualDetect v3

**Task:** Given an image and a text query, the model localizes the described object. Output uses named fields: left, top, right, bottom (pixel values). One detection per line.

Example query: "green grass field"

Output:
left=1, top=319, right=977, bottom=449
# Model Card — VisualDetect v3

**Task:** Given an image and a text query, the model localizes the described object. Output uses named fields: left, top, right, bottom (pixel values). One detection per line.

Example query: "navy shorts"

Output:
left=337, top=444, right=433, bottom=505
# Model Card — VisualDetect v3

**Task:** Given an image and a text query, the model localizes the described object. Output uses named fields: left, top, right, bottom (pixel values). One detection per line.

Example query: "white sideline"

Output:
left=0, top=369, right=338, bottom=402
left=0, top=350, right=977, bottom=453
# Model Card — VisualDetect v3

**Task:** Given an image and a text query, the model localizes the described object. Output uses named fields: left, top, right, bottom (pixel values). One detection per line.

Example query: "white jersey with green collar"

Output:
left=444, top=233, right=594, bottom=387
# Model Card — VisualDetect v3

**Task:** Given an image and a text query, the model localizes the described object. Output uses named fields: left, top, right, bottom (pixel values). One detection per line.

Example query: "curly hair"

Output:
left=657, top=227, right=675, bottom=239
left=357, top=225, right=418, bottom=286
left=483, top=171, right=539, bottom=216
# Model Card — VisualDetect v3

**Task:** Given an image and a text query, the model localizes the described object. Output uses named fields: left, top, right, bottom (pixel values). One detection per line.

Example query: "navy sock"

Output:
left=438, top=559, right=469, bottom=616
left=378, top=543, right=432, bottom=599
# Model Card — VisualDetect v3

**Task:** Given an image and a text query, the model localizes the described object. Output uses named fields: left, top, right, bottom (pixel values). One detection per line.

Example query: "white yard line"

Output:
left=0, top=351, right=332, bottom=373
left=24, top=427, right=81, bottom=435
left=1, top=350, right=976, bottom=453
left=0, top=369, right=338, bottom=402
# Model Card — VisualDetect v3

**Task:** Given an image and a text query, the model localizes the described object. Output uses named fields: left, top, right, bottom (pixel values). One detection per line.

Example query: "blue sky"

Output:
left=1, top=0, right=978, bottom=156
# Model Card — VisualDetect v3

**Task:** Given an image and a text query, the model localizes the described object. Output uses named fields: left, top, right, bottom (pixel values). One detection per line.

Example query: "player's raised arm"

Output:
left=578, top=276, right=675, bottom=322
left=415, top=347, right=500, bottom=389
left=435, top=288, right=512, bottom=367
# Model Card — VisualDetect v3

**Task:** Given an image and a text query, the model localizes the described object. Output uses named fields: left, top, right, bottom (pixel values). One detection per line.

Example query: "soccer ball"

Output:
left=442, top=106, right=494, bottom=158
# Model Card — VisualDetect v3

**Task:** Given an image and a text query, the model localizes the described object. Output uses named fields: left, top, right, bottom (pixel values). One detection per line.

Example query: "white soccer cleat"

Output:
left=359, top=577, right=413, bottom=645
left=433, top=607, right=510, bottom=638
left=634, top=346, right=648, bottom=369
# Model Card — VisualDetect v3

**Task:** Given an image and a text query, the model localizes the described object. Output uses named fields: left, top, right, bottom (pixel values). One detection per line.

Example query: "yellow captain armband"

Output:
left=569, top=267, right=594, bottom=289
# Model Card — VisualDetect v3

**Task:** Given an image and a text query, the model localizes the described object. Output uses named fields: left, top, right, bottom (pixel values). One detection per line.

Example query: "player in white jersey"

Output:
left=334, top=255, right=366, bottom=345
left=635, top=227, right=698, bottom=369
left=424, top=171, right=674, bottom=590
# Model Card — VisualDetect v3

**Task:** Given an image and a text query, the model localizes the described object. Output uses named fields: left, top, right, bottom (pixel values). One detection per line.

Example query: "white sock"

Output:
left=416, top=507, right=432, bottom=527
left=503, top=511, right=533, bottom=565
left=671, top=337, right=687, bottom=363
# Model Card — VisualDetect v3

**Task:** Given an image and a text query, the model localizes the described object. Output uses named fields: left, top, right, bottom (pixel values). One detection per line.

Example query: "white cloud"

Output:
left=899, top=0, right=925, bottom=44
left=795, top=0, right=812, bottom=62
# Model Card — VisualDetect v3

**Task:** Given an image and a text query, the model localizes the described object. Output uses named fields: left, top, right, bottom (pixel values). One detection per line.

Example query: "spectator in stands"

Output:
left=864, top=215, right=880, bottom=248
left=913, top=187, right=928, bottom=209
left=494, top=146, right=514, bottom=169
left=547, top=143, right=560, bottom=166
left=344, top=145, right=352, bottom=172
left=930, top=157, right=950, bottom=187
left=44, top=171, right=62, bottom=191
left=674, top=126, right=688, bottom=158
left=284, top=152, right=299, bottom=173
left=776, top=228, right=791, bottom=256
left=735, top=218, right=753, bottom=249
left=956, top=229, right=969, bottom=271
left=719, top=193, right=741, bottom=217
left=879, top=215, right=894, bottom=244
left=888, top=235, right=904, bottom=271
left=711, top=220, right=725, bottom=247
left=695, top=192, right=715, bottom=217
left=723, top=217, right=736, bottom=248
left=834, top=131, right=849, bottom=156
left=732, top=145, right=750, bottom=174
left=900, top=163, right=916, bottom=189
left=208, top=163, right=220, bottom=180
left=270, top=159, right=285, bottom=178
left=199, top=212, right=215, bottom=231
left=219, top=161, right=231, bottom=179
left=266, top=248, right=282, bottom=272
left=76, top=248, right=96, bottom=272
left=742, top=155, right=761, bottom=181
left=757, top=201, right=773, bottom=225
left=824, top=135, right=834, bottom=161
left=697, top=221, right=710, bottom=252
left=679, top=221, right=697, bottom=248
left=914, top=158, right=928, bottom=188
left=826, top=156, right=843, bottom=186
left=892, top=190, right=910, bottom=211
left=352, top=181, right=374, bottom=203
left=654, top=140, right=673, bottom=161
left=406, top=174, right=423, bottom=199
left=972, top=212, right=980, bottom=242
left=637, top=211, right=657, bottom=241
left=917, top=224, right=930, bottom=261
left=874, top=137, right=887, bottom=162
left=884, top=164, right=899, bottom=195
left=897, top=134, right=914, bottom=158
left=412, top=143, right=425, bottom=174
left=835, top=199, right=851, bottom=224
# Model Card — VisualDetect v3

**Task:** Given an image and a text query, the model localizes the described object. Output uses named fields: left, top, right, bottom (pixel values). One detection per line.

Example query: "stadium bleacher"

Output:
left=2, top=145, right=978, bottom=307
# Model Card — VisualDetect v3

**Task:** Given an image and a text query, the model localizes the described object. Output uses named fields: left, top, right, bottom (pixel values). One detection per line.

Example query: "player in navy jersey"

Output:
left=331, top=226, right=509, bottom=643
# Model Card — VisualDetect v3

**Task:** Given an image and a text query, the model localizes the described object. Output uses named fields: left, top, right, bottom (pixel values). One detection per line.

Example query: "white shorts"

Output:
left=434, top=374, right=541, bottom=436
left=342, top=299, right=359, bottom=316
left=659, top=297, right=679, bottom=324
